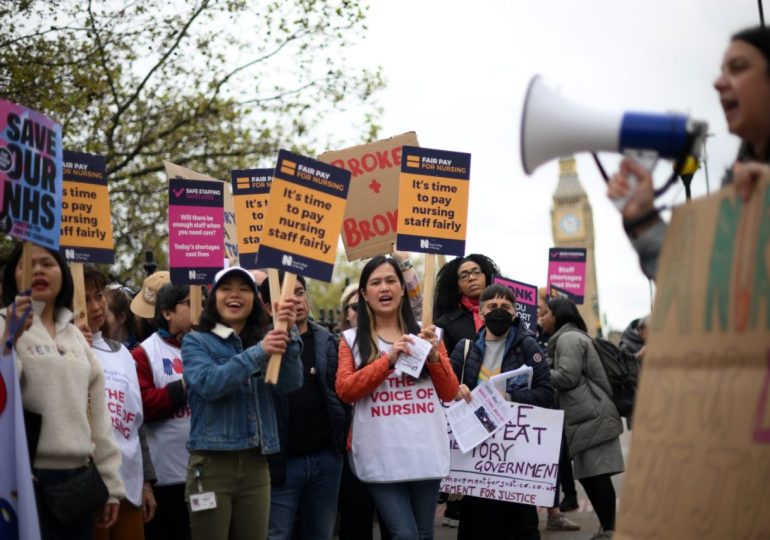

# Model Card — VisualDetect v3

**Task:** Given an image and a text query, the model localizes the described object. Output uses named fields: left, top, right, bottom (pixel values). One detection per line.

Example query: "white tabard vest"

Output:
left=342, top=329, right=450, bottom=483
left=92, top=332, right=144, bottom=506
left=140, top=333, right=191, bottom=486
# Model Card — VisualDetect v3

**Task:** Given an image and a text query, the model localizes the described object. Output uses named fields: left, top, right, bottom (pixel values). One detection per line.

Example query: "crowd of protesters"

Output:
left=2, top=23, right=769, bottom=540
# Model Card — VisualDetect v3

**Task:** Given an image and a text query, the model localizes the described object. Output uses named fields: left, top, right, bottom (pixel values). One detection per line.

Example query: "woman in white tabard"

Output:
left=82, top=265, right=158, bottom=539
left=336, top=255, right=459, bottom=540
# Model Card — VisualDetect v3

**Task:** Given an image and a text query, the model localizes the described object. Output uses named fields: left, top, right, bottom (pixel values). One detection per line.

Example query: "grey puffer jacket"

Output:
left=547, top=323, right=622, bottom=457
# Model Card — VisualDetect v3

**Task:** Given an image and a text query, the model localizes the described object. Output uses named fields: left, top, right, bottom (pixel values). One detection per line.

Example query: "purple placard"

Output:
left=546, top=248, right=586, bottom=305
left=168, top=178, right=224, bottom=285
left=493, top=276, right=538, bottom=331
left=0, top=99, right=63, bottom=249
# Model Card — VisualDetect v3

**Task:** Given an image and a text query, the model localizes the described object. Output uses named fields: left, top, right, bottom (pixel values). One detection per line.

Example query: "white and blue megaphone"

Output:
left=520, top=75, right=708, bottom=209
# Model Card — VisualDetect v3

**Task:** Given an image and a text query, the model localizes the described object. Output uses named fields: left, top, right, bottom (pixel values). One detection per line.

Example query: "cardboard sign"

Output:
left=164, top=161, right=238, bottom=265
left=168, top=178, right=224, bottom=285
left=230, top=168, right=272, bottom=269
left=318, top=132, right=418, bottom=260
left=258, top=150, right=351, bottom=282
left=615, top=180, right=770, bottom=540
left=396, top=145, right=471, bottom=256
left=60, top=150, right=114, bottom=263
left=546, top=248, right=586, bottom=304
left=441, top=403, right=563, bottom=507
left=0, top=99, right=63, bottom=249
left=494, top=276, right=538, bottom=331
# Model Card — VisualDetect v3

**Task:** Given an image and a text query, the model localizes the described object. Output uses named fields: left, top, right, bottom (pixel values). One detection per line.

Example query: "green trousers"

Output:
left=185, top=448, right=270, bottom=540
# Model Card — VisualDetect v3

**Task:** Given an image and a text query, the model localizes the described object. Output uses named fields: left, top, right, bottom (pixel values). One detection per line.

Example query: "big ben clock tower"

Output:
left=550, top=156, right=601, bottom=335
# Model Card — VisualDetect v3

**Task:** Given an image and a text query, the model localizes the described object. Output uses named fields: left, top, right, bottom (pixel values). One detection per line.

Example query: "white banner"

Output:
left=441, top=402, right=564, bottom=507
left=0, top=351, right=41, bottom=539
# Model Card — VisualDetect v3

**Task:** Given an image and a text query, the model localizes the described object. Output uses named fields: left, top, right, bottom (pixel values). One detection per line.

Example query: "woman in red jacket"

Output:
left=336, top=255, right=459, bottom=540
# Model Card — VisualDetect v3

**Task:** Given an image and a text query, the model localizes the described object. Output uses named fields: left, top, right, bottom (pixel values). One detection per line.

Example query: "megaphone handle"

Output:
left=613, top=150, right=659, bottom=212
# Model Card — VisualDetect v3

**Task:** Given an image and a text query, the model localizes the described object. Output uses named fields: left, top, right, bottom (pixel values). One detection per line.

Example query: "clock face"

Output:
left=559, top=213, right=581, bottom=236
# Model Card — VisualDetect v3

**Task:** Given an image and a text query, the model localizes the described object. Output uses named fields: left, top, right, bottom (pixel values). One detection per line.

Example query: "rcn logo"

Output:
left=282, top=255, right=293, bottom=266
left=188, top=270, right=197, bottom=280
left=64, top=248, right=75, bottom=259
left=420, top=239, right=430, bottom=249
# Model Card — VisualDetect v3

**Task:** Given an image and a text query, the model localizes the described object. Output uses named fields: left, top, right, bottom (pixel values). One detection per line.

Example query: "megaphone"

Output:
left=520, top=76, right=708, bottom=208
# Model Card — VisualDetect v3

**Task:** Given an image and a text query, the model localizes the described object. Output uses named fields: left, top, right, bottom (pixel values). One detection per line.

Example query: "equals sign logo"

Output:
left=406, top=155, right=420, bottom=169
left=280, top=160, right=297, bottom=177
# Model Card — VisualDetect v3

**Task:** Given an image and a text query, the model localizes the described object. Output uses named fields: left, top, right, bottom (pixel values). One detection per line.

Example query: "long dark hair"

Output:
left=354, top=256, right=419, bottom=367
left=2, top=242, right=74, bottom=310
left=433, top=253, right=500, bottom=319
left=547, top=297, right=587, bottom=333
left=198, top=276, right=270, bottom=348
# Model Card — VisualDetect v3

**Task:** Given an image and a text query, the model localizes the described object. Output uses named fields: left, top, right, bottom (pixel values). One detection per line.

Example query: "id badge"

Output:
left=189, top=491, right=217, bottom=512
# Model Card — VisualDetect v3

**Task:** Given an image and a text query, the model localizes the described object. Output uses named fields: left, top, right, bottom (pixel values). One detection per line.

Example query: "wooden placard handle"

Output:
left=190, top=285, right=203, bottom=326
left=421, top=254, right=437, bottom=327
left=20, top=242, right=32, bottom=291
left=265, top=272, right=297, bottom=384
left=70, top=262, right=87, bottom=327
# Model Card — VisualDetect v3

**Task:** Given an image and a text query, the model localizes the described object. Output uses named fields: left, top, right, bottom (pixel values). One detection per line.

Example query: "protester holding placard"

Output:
left=608, top=25, right=770, bottom=280
left=336, top=256, right=459, bottom=540
left=431, top=253, right=499, bottom=528
left=1, top=243, right=124, bottom=538
left=449, top=284, right=554, bottom=540
left=258, top=272, right=346, bottom=540
left=181, top=267, right=303, bottom=540
left=131, top=275, right=193, bottom=540
left=82, top=265, right=155, bottom=539
left=542, top=297, right=623, bottom=540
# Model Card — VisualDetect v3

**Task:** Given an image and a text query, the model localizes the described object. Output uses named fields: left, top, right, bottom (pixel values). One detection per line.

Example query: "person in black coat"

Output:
left=450, top=284, right=554, bottom=540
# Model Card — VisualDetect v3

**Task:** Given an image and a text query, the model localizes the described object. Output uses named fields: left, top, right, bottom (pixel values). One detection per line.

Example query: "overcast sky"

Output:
left=329, top=0, right=763, bottom=331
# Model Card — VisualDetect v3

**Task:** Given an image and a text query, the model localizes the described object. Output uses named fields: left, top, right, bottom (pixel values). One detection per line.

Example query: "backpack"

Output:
left=591, top=336, right=640, bottom=418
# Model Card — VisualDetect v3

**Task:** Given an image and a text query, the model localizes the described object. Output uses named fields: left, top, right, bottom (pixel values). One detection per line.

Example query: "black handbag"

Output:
left=38, top=459, right=109, bottom=526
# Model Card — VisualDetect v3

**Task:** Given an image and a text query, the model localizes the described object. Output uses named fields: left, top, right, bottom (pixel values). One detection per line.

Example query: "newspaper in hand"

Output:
left=394, top=333, right=431, bottom=378
left=488, top=364, right=533, bottom=397
left=445, top=365, right=534, bottom=454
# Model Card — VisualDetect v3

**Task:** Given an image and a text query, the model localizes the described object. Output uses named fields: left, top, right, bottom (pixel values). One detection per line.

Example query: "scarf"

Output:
left=459, top=295, right=484, bottom=332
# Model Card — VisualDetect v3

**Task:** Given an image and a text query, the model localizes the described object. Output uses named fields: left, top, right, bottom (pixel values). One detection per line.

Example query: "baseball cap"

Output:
left=130, top=271, right=171, bottom=319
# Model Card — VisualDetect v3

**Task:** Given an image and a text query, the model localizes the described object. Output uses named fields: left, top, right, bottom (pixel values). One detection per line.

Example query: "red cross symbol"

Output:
left=369, top=179, right=381, bottom=194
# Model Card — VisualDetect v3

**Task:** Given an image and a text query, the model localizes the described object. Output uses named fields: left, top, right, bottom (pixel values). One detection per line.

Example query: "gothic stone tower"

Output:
left=550, top=156, right=601, bottom=335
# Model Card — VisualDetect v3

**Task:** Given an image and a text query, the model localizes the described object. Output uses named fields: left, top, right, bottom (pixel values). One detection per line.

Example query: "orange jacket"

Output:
left=336, top=338, right=459, bottom=404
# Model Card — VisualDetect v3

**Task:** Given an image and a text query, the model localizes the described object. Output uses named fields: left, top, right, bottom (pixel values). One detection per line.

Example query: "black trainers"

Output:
left=559, top=493, right=579, bottom=512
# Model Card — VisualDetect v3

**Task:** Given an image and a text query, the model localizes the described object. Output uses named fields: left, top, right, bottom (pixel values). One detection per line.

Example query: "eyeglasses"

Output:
left=344, top=303, right=358, bottom=312
left=457, top=268, right=483, bottom=282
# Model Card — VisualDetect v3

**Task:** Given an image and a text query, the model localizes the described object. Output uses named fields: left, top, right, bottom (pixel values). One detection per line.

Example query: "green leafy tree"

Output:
left=0, top=0, right=383, bottom=285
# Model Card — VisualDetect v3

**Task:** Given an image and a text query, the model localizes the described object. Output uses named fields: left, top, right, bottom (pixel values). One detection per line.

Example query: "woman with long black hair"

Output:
left=336, top=256, right=459, bottom=540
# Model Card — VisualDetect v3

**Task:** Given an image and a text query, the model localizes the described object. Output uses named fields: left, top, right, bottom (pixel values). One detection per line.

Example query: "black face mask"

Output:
left=484, top=308, right=514, bottom=337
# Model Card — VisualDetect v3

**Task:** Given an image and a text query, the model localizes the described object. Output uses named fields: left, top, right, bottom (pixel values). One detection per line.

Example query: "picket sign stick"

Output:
left=265, top=272, right=297, bottom=384
left=20, top=242, right=32, bottom=290
left=190, top=286, right=203, bottom=326
left=267, top=268, right=280, bottom=324
left=421, top=254, right=437, bottom=327
left=437, top=254, right=447, bottom=269
left=70, top=262, right=87, bottom=327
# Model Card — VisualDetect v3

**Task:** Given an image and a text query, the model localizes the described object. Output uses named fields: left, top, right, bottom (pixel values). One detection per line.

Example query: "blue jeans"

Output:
left=267, top=449, right=343, bottom=540
left=367, top=479, right=441, bottom=540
